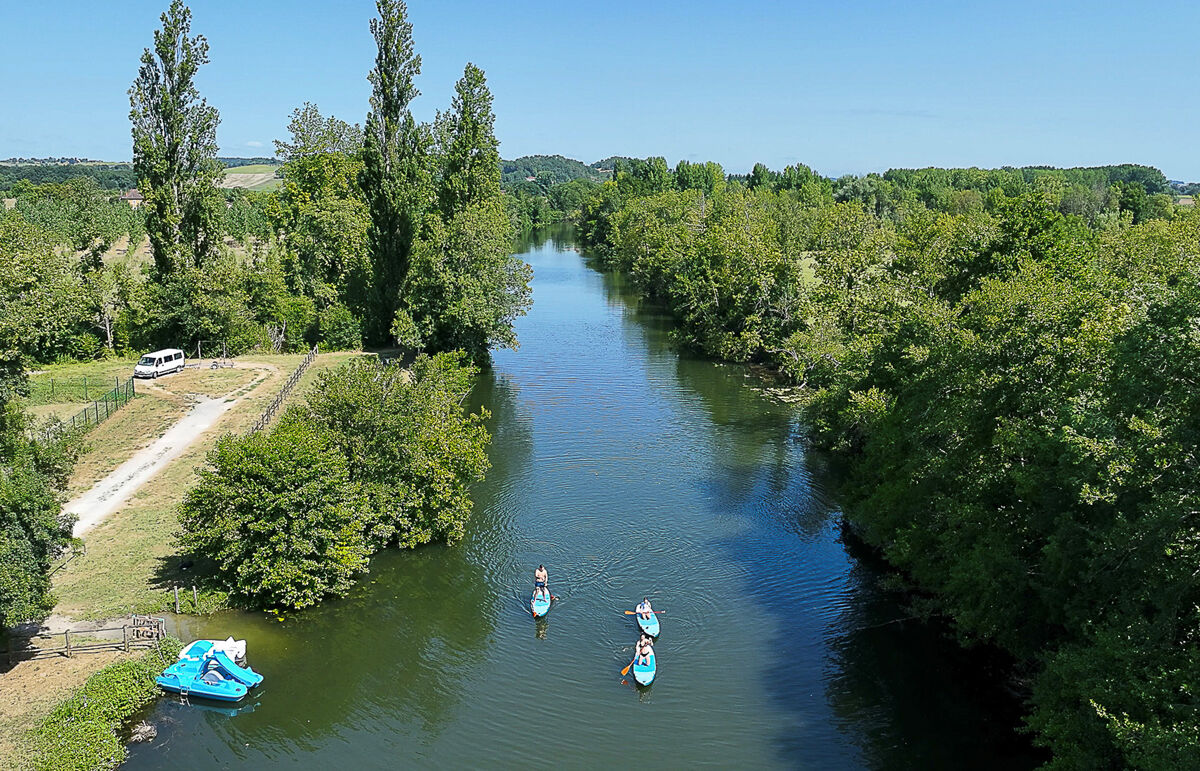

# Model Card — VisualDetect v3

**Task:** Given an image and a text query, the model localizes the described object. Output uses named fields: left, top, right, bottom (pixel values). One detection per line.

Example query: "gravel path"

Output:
left=66, top=396, right=234, bottom=537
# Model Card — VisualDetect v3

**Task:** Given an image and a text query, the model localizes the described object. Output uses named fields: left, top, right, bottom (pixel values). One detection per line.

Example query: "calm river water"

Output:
left=125, top=227, right=1036, bottom=769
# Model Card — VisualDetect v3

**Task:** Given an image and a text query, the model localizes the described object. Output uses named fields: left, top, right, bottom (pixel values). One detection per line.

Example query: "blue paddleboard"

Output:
left=531, top=592, right=551, bottom=618
left=632, top=652, right=656, bottom=686
left=636, top=611, right=660, bottom=637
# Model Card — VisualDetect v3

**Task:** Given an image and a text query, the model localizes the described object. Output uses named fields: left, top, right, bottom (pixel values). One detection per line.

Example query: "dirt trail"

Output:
left=67, top=396, right=234, bottom=537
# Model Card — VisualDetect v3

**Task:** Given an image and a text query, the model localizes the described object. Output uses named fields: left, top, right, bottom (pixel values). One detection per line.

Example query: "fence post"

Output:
left=65, top=630, right=71, bottom=657
left=173, top=586, right=180, bottom=613
left=123, top=625, right=129, bottom=652
left=192, top=585, right=198, bottom=610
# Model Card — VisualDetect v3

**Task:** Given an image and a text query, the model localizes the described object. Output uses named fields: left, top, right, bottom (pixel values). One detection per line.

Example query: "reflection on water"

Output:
left=125, top=226, right=1033, bottom=769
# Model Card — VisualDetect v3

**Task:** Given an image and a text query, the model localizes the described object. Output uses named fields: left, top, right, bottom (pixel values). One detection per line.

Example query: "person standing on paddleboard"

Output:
left=637, top=597, right=653, bottom=620
left=534, top=565, right=550, bottom=601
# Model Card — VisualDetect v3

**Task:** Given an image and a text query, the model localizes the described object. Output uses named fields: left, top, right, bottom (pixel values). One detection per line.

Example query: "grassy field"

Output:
left=29, top=358, right=137, bottom=387
left=220, top=164, right=281, bottom=192
left=223, top=163, right=279, bottom=174
left=26, top=402, right=89, bottom=423
left=51, top=351, right=366, bottom=619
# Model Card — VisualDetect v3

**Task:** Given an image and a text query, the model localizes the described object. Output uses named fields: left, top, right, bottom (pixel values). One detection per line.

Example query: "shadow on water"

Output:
left=823, top=534, right=1047, bottom=769
left=127, top=538, right=500, bottom=767
left=591, top=237, right=1042, bottom=769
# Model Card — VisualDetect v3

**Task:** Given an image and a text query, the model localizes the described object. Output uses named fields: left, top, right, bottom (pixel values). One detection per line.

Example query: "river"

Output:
left=125, top=226, right=1037, bottom=769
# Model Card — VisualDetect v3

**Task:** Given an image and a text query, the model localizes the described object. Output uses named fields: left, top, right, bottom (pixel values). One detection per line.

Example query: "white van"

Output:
left=134, top=348, right=186, bottom=379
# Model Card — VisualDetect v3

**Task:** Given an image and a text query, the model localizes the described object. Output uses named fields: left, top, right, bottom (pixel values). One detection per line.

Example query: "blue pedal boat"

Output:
left=157, top=639, right=264, bottom=702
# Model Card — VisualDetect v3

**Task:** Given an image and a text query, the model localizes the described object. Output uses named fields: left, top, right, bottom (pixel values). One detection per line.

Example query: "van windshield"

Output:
left=138, top=356, right=156, bottom=366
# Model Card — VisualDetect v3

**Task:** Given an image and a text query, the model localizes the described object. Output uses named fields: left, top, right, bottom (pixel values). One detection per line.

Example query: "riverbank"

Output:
left=0, top=352, right=364, bottom=768
left=10, top=638, right=181, bottom=771
left=574, top=178, right=1200, bottom=765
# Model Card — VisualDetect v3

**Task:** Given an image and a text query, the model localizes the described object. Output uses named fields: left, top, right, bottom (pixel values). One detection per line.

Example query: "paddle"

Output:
left=620, top=653, right=638, bottom=677
left=624, top=610, right=665, bottom=615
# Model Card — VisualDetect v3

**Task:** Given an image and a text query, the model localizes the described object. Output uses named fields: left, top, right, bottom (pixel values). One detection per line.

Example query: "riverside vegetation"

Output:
left=576, top=158, right=1198, bottom=767
left=3, top=1, right=516, bottom=766
left=25, top=637, right=183, bottom=771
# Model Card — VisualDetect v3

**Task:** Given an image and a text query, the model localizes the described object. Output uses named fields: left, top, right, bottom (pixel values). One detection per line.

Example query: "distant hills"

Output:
left=500, top=154, right=625, bottom=187
left=0, top=157, right=281, bottom=192
left=1, top=156, right=279, bottom=167
left=3, top=154, right=1195, bottom=195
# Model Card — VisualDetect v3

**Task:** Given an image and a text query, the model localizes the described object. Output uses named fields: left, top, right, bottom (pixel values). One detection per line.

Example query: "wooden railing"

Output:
left=4, top=615, right=165, bottom=665
left=248, top=344, right=319, bottom=434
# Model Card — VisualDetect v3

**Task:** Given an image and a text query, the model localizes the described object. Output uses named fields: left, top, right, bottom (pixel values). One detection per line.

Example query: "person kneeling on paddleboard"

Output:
left=534, top=565, right=550, bottom=601
left=637, top=597, right=653, bottom=620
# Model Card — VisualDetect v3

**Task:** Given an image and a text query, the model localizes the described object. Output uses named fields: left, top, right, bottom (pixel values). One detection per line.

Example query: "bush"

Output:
left=305, top=353, right=491, bottom=548
left=176, top=353, right=490, bottom=610
left=317, top=303, right=361, bottom=351
left=177, top=414, right=370, bottom=609
left=29, top=637, right=182, bottom=771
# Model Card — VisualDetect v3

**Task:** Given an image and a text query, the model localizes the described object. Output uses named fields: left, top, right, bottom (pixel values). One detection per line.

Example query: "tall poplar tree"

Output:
left=129, top=0, right=223, bottom=278
left=436, top=63, right=501, bottom=219
left=402, top=64, right=531, bottom=362
left=362, top=0, right=430, bottom=344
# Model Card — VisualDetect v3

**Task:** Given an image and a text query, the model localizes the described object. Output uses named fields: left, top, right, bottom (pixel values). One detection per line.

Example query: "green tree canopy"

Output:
left=129, top=0, right=223, bottom=278
left=178, top=415, right=370, bottom=609
left=362, top=0, right=431, bottom=344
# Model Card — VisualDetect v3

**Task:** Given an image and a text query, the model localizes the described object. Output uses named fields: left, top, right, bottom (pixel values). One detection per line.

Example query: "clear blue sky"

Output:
left=2, top=0, right=1197, bottom=179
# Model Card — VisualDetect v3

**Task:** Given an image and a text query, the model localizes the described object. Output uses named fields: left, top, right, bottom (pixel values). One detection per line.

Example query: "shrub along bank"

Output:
left=577, top=159, right=1200, bottom=768
left=177, top=353, right=490, bottom=610
left=28, top=637, right=182, bottom=771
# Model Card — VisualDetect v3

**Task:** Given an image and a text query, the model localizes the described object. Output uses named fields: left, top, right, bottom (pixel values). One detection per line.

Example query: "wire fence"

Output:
left=248, top=344, right=318, bottom=434
left=27, top=375, right=128, bottom=406
left=36, top=377, right=135, bottom=443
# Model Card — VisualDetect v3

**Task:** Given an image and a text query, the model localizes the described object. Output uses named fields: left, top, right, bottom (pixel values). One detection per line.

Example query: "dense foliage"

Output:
left=500, top=154, right=604, bottom=187
left=0, top=0, right=530, bottom=367
left=578, top=159, right=1198, bottom=768
left=0, top=164, right=137, bottom=192
left=129, top=0, right=224, bottom=278
left=0, top=218, right=82, bottom=627
left=357, top=1, right=530, bottom=353
left=178, top=354, right=489, bottom=609
left=29, top=637, right=182, bottom=771
left=177, top=414, right=368, bottom=609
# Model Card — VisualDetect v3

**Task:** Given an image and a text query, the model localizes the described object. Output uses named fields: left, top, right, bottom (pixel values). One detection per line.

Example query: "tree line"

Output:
left=576, top=158, right=1199, bottom=767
